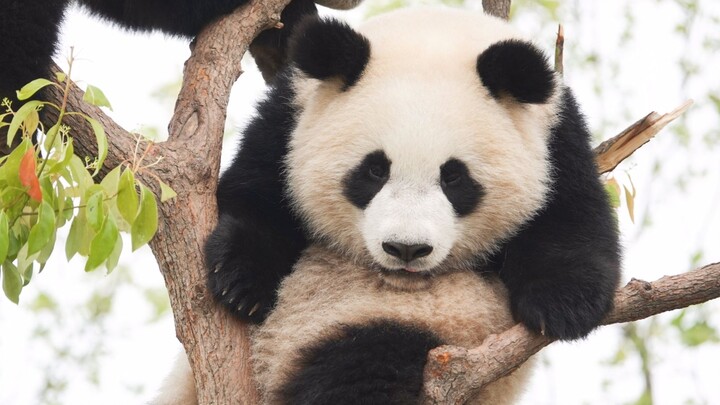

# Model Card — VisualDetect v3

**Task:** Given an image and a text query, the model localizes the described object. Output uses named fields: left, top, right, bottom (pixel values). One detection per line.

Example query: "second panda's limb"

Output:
left=277, top=320, right=443, bottom=405
left=494, top=88, right=622, bottom=341
left=0, top=0, right=68, bottom=155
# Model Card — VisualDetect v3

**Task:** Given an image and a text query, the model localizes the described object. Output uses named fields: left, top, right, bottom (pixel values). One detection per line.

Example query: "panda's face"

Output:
left=285, top=8, right=560, bottom=289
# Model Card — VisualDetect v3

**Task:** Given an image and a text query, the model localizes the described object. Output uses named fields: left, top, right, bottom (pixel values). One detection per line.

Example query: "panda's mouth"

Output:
left=374, top=266, right=435, bottom=291
left=376, top=265, right=434, bottom=277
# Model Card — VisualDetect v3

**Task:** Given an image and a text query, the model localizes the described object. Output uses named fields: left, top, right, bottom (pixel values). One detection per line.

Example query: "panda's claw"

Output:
left=248, top=302, right=262, bottom=317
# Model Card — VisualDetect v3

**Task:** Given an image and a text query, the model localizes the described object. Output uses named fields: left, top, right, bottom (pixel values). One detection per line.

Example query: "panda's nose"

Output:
left=382, top=242, right=433, bottom=262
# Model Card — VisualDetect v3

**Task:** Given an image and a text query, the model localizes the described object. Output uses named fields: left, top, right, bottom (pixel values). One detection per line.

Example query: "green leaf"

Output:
left=6, top=100, right=43, bottom=147
left=83, top=116, right=108, bottom=176
left=131, top=184, right=158, bottom=251
left=63, top=197, right=74, bottom=221
left=15, top=243, right=38, bottom=285
left=106, top=236, right=123, bottom=273
left=2, top=261, right=22, bottom=304
left=27, top=200, right=56, bottom=256
left=68, top=155, right=93, bottom=190
left=55, top=72, right=67, bottom=83
left=83, top=84, right=113, bottom=110
left=36, top=226, right=57, bottom=266
left=85, top=191, right=105, bottom=232
left=604, top=178, right=621, bottom=208
left=117, top=169, right=138, bottom=226
left=48, top=133, right=74, bottom=175
left=159, top=180, right=177, bottom=202
left=101, top=166, right=121, bottom=196
left=0, top=212, right=8, bottom=264
left=43, top=123, right=61, bottom=157
left=66, top=211, right=91, bottom=260
left=680, top=322, right=720, bottom=347
left=16, top=78, right=55, bottom=101
left=85, top=215, right=119, bottom=272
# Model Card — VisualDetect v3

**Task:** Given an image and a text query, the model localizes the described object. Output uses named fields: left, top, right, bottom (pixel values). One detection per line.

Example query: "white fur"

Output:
left=361, top=179, right=458, bottom=272
left=287, top=8, right=560, bottom=287
left=150, top=354, right=196, bottom=405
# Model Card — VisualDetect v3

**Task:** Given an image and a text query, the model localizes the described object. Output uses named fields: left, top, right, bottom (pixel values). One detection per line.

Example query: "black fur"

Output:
left=342, top=150, right=391, bottom=209
left=251, top=0, right=319, bottom=82
left=489, top=88, right=621, bottom=340
left=0, top=0, right=323, bottom=139
left=440, top=158, right=484, bottom=217
left=476, top=40, right=555, bottom=104
left=289, top=17, right=370, bottom=88
left=0, top=0, right=66, bottom=155
left=279, top=320, right=443, bottom=404
left=206, top=73, right=307, bottom=321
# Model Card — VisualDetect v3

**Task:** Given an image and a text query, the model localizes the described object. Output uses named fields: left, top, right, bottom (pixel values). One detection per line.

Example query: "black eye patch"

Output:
left=343, top=150, right=391, bottom=209
left=440, top=158, right=483, bottom=216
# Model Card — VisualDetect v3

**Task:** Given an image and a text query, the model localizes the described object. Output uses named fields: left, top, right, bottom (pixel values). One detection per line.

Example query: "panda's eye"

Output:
left=368, top=164, right=388, bottom=180
left=441, top=171, right=462, bottom=187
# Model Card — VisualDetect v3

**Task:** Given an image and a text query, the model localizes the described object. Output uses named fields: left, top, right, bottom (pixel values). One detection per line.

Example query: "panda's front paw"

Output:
left=206, top=257, right=278, bottom=323
left=511, top=287, right=614, bottom=341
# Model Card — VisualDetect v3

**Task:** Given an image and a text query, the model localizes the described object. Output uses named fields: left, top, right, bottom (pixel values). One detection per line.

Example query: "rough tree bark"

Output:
left=34, top=0, right=719, bottom=403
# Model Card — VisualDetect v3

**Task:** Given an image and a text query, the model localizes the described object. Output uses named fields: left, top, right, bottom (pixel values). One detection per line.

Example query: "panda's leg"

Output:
left=277, top=320, right=443, bottom=405
left=76, top=0, right=249, bottom=37
left=1, top=0, right=69, bottom=155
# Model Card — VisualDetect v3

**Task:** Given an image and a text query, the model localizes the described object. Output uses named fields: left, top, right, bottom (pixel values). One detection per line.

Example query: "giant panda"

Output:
left=159, top=6, right=622, bottom=404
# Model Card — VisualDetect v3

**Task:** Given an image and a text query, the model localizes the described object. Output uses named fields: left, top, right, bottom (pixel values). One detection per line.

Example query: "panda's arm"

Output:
left=205, top=75, right=307, bottom=322
left=495, top=88, right=622, bottom=341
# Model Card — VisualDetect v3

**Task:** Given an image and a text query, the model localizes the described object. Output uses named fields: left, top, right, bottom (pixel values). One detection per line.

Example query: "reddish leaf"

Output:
left=19, top=149, right=42, bottom=202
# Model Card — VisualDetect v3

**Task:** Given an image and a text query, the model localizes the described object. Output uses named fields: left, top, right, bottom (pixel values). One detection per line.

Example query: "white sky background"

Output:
left=1, top=1, right=719, bottom=404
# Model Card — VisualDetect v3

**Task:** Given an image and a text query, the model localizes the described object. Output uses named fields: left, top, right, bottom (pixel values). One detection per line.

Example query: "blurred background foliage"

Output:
left=0, top=0, right=717, bottom=404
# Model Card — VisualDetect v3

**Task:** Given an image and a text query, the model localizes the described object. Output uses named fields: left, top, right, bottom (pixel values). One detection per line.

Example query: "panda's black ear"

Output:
left=289, top=17, right=370, bottom=88
left=476, top=40, right=555, bottom=104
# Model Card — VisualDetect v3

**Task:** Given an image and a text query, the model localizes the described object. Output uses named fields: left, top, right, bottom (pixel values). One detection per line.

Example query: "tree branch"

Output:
left=422, top=262, right=720, bottom=404
left=483, top=0, right=512, bottom=20
left=595, top=100, right=693, bottom=174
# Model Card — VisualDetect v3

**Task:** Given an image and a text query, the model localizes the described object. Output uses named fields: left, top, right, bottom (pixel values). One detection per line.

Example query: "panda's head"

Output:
left=285, top=8, right=561, bottom=290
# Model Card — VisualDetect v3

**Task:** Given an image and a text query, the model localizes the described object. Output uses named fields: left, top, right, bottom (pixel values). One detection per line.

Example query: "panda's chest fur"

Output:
left=250, top=245, right=521, bottom=402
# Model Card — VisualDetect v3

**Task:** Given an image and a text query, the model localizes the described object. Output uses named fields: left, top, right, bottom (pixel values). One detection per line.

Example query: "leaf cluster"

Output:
left=0, top=66, right=173, bottom=304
